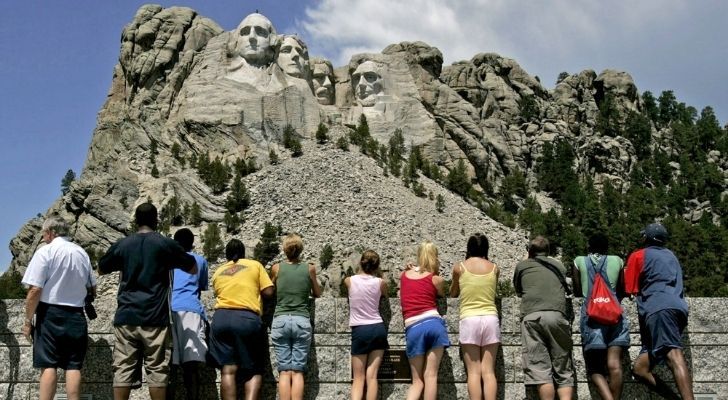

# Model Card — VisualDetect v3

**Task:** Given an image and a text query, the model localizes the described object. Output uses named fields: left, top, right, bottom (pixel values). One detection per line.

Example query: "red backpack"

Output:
left=585, top=256, right=622, bottom=325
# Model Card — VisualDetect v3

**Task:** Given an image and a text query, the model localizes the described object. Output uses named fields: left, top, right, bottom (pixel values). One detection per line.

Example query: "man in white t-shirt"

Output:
left=22, top=215, right=96, bottom=400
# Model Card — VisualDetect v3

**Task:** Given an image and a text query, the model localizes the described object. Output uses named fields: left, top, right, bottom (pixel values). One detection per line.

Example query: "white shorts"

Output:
left=171, top=311, right=208, bottom=364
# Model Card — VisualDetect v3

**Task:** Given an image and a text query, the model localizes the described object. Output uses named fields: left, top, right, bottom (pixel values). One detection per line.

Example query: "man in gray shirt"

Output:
left=513, top=235, right=575, bottom=400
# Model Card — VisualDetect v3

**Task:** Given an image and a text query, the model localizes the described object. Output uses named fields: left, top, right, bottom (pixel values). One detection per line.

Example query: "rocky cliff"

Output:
left=7, top=5, right=727, bottom=300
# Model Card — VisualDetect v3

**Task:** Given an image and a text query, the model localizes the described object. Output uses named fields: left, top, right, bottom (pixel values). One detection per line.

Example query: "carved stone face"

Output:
left=312, top=60, right=334, bottom=105
left=235, top=13, right=276, bottom=67
left=352, top=61, right=383, bottom=107
left=277, top=36, right=308, bottom=78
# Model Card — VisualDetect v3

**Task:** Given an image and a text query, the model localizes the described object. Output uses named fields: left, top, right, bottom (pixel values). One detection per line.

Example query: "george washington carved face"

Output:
left=352, top=61, right=383, bottom=107
left=233, top=13, right=277, bottom=67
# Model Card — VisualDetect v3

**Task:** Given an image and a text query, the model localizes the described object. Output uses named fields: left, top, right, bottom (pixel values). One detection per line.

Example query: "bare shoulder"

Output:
left=308, top=263, right=317, bottom=273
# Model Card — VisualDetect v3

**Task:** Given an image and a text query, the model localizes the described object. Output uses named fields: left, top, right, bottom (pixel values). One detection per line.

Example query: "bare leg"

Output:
left=481, top=343, right=499, bottom=400
left=537, top=383, right=555, bottom=400
left=149, top=386, right=166, bottom=400
left=39, top=368, right=58, bottom=400
left=590, top=373, right=613, bottom=400
left=556, top=385, right=573, bottom=400
left=64, top=370, right=82, bottom=400
left=278, top=370, right=292, bottom=400
left=461, top=344, right=483, bottom=400
left=291, top=371, right=305, bottom=400
left=243, top=374, right=262, bottom=400
left=586, top=350, right=613, bottom=400
left=113, top=387, right=132, bottom=400
left=422, top=347, right=444, bottom=400
left=665, top=349, right=694, bottom=400
left=220, top=365, right=238, bottom=400
left=406, top=355, right=425, bottom=400
left=351, top=354, right=367, bottom=400
left=181, top=362, right=201, bottom=400
left=606, top=346, right=624, bottom=400
left=365, top=350, right=385, bottom=400
left=632, top=353, right=680, bottom=400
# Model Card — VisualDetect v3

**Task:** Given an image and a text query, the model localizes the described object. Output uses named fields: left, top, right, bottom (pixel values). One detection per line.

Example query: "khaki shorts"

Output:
left=113, top=325, right=171, bottom=388
left=521, top=311, right=575, bottom=387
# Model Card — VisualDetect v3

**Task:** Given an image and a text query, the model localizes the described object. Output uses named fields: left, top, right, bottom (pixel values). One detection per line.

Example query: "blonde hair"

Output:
left=417, top=241, right=439, bottom=275
left=282, top=233, right=303, bottom=262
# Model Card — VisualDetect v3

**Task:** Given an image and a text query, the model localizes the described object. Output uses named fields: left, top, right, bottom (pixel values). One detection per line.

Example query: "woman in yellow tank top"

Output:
left=450, top=233, right=500, bottom=400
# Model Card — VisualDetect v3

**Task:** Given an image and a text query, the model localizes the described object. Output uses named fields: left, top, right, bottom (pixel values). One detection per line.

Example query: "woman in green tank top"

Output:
left=270, top=234, right=322, bottom=400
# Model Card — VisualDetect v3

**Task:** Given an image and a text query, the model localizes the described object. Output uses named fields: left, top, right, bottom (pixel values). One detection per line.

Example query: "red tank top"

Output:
left=400, top=272, right=438, bottom=320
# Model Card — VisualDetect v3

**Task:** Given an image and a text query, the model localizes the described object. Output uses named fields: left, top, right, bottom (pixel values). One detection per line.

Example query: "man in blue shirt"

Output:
left=625, top=223, right=693, bottom=400
left=169, top=228, right=209, bottom=400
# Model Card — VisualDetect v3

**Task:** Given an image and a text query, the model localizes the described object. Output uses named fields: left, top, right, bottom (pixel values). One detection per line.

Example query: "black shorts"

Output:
left=351, top=322, right=389, bottom=355
left=33, top=302, right=88, bottom=370
left=640, top=308, right=688, bottom=366
left=207, top=309, right=266, bottom=380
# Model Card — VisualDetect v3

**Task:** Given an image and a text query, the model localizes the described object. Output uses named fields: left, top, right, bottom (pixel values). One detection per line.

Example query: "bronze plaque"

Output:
left=376, top=349, right=411, bottom=382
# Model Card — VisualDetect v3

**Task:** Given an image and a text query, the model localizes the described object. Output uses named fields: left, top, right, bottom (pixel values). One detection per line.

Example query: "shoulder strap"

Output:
left=534, top=257, right=572, bottom=296
left=460, top=262, right=468, bottom=274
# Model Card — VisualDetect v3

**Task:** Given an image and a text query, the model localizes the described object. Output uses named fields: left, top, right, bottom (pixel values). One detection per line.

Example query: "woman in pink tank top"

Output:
left=399, top=241, right=449, bottom=400
left=344, top=250, right=389, bottom=400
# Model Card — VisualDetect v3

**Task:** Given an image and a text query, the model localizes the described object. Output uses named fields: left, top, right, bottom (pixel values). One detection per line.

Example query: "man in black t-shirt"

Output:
left=99, top=203, right=196, bottom=400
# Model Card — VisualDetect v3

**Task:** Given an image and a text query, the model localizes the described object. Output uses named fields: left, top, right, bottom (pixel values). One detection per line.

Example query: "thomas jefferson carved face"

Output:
left=277, top=36, right=309, bottom=78
left=234, top=13, right=276, bottom=67
left=312, top=59, right=334, bottom=105
left=352, top=61, right=383, bottom=107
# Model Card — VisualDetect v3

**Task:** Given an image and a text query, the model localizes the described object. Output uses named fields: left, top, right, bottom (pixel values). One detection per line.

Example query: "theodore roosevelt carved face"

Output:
left=352, top=61, right=383, bottom=107
left=311, top=58, right=334, bottom=105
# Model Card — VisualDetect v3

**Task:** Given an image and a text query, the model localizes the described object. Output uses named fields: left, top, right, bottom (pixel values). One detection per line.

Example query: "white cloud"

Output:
left=295, top=0, right=728, bottom=122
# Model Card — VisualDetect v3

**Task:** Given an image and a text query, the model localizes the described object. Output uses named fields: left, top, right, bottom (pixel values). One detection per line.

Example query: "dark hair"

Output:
left=174, top=228, right=194, bottom=252
left=528, top=235, right=550, bottom=258
left=225, top=239, right=246, bottom=262
left=134, top=203, right=158, bottom=230
left=360, top=250, right=380, bottom=274
left=588, top=232, right=609, bottom=254
left=466, top=233, right=489, bottom=259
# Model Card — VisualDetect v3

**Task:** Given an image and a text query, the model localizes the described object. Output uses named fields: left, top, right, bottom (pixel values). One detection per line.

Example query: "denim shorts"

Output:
left=579, top=305, right=630, bottom=352
left=639, top=308, right=688, bottom=366
left=404, top=316, right=450, bottom=359
left=271, top=315, right=313, bottom=372
left=351, top=322, right=389, bottom=355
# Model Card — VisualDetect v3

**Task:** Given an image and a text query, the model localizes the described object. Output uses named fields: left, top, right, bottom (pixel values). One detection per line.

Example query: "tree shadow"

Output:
left=0, top=300, right=20, bottom=400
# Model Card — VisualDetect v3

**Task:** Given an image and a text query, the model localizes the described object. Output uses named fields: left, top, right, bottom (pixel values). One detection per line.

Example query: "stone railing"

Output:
left=1, top=298, right=725, bottom=399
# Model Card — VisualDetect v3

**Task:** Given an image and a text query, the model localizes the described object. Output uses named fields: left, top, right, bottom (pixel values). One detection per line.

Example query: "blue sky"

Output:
left=1, top=0, right=727, bottom=272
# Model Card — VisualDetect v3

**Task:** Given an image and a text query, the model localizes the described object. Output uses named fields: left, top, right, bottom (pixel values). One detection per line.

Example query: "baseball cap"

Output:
left=641, top=223, right=669, bottom=245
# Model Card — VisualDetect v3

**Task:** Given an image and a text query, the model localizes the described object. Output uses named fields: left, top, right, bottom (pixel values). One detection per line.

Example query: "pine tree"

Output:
left=225, top=173, right=250, bottom=213
left=171, top=142, right=182, bottom=162
left=556, top=71, right=570, bottom=84
left=518, top=94, right=539, bottom=122
left=253, top=222, right=280, bottom=266
left=446, top=159, right=471, bottom=197
left=188, top=202, right=202, bottom=226
left=202, top=223, right=224, bottom=261
left=435, top=194, right=445, bottom=213
left=337, top=136, right=349, bottom=151
left=283, top=125, right=303, bottom=157
left=596, top=93, right=621, bottom=137
left=319, top=244, right=334, bottom=270
left=0, top=270, right=26, bottom=299
left=315, top=122, right=329, bottom=144
left=388, top=129, right=405, bottom=177
left=269, top=149, right=279, bottom=165
left=223, top=211, right=241, bottom=233
left=61, top=169, right=76, bottom=195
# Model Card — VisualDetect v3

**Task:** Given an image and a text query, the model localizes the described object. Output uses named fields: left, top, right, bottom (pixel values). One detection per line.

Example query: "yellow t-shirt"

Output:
left=212, top=259, right=273, bottom=314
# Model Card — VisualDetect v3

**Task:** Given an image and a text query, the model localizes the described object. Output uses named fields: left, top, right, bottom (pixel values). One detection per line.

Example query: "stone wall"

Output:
left=1, top=298, right=725, bottom=399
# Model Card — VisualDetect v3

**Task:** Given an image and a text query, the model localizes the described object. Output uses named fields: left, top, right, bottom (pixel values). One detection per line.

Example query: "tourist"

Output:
left=99, top=203, right=197, bottom=400
left=400, top=241, right=449, bottom=400
left=345, top=249, right=389, bottom=400
left=572, top=233, right=629, bottom=400
left=207, top=239, right=274, bottom=400
left=450, top=233, right=500, bottom=400
left=625, top=223, right=694, bottom=400
left=270, top=234, right=323, bottom=400
left=513, top=236, right=575, bottom=400
left=22, top=215, right=96, bottom=400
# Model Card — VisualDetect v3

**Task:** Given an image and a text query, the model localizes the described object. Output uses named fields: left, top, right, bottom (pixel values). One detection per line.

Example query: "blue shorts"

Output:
left=271, top=315, right=312, bottom=372
left=639, top=308, right=688, bottom=366
left=207, top=309, right=265, bottom=380
left=579, top=305, right=630, bottom=352
left=351, top=323, right=389, bottom=355
left=34, top=302, right=88, bottom=370
left=404, top=316, right=450, bottom=359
